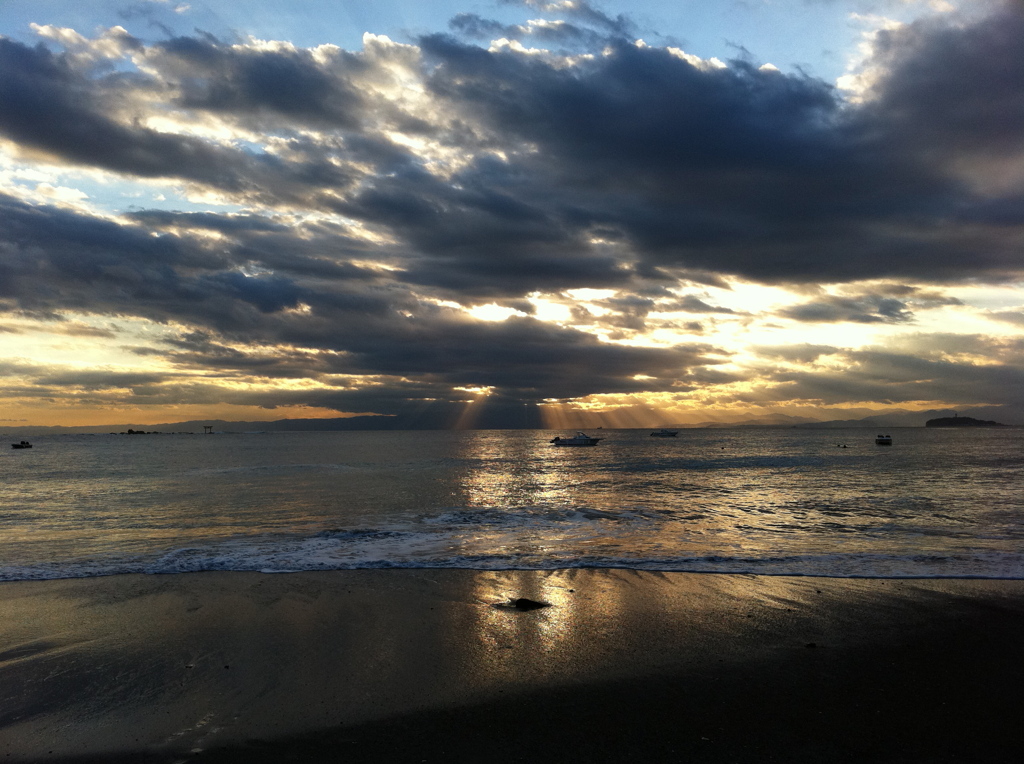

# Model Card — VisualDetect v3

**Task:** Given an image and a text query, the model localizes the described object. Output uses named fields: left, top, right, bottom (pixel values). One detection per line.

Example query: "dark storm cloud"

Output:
left=664, top=295, right=736, bottom=314
left=118, top=2, right=186, bottom=23
left=778, top=294, right=913, bottom=324
left=885, top=331, right=1022, bottom=361
left=0, top=191, right=203, bottom=312
left=499, top=0, right=636, bottom=38
left=1, top=2, right=1023, bottom=418
left=288, top=314, right=722, bottom=399
left=562, top=292, right=735, bottom=336
left=32, top=369, right=170, bottom=390
left=724, top=333, right=1024, bottom=420
left=157, top=334, right=341, bottom=379
left=151, top=35, right=366, bottom=127
left=203, top=271, right=303, bottom=313
left=126, top=209, right=391, bottom=283
left=0, top=191, right=724, bottom=403
left=0, top=321, right=723, bottom=419
left=0, top=192, right=394, bottom=328
left=857, top=3, right=1024, bottom=166
left=165, top=310, right=723, bottom=400
left=397, top=250, right=630, bottom=296
left=771, top=348, right=1024, bottom=408
left=0, top=37, right=353, bottom=203
left=870, top=284, right=963, bottom=308
left=991, top=310, right=1024, bottom=327
left=126, top=210, right=289, bottom=234
left=334, top=159, right=635, bottom=297
left=449, top=14, right=512, bottom=40
left=774, top=283, right=964, bottom=324
left=5, top=4, right=1022, bottom=290
left=449, top=13, right=624, bottom=49
left=418, top=2, right=1024, bottom=283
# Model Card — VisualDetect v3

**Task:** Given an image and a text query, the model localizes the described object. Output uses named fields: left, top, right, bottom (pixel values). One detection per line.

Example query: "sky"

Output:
left=1, top=0, right=1023, bottom=429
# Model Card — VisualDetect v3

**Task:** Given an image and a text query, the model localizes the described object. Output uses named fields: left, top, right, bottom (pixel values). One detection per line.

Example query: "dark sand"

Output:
left=2, top=570, right=1023, bottom=762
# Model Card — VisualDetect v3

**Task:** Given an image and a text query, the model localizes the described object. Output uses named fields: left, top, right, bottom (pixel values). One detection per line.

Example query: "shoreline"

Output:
left=2, top=569, right=1023, bottom=762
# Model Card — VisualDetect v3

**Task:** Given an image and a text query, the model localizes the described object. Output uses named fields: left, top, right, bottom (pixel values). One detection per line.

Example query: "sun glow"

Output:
left=453, top=385, right=494, bottom=396
left=466, top=304, right=525, bottom=322
left=527, top=296, right=572, bottom=323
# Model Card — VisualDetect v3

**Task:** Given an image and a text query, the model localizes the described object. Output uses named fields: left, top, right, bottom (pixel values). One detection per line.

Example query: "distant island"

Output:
left=925, top=416, right=1007, bottom=428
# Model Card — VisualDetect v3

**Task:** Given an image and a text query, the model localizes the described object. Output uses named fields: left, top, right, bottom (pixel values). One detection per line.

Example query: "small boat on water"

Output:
left=650, top=429, right=678, bottom=437
left=551, top=431, right=603, bottom=447
left=875, top=434, right=893, bottom=445
left=11, top=441, right=32, bottom=449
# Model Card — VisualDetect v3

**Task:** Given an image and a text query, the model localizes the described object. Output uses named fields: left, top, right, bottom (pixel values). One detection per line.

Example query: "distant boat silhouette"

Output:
left=551, top=432, right=603, bottom=446
left=11, top=441, right=32, bottom=449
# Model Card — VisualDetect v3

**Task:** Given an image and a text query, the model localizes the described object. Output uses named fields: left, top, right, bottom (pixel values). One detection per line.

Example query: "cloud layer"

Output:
left=1, top=1, right=1023, bottom=425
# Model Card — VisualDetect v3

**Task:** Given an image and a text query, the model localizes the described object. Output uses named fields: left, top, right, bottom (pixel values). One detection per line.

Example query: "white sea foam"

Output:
left=3, top=545, right=1023, bottom=581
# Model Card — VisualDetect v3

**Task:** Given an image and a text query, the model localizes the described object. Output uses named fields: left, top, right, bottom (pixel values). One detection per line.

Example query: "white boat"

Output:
left=550, top=431, right=603, bottom=447
left=11, top=441, right=32, bottom=449
left=875, top=434, right=893, bottom=445
left=650, top=429, right=678, bottom=437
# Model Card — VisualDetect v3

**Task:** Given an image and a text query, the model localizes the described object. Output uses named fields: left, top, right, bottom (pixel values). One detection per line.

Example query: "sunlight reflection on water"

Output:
left=1, top=427, right=1022, bottom=578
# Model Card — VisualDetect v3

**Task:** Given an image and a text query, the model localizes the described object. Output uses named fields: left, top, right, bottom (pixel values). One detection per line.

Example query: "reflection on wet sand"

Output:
left=461, top=568, right=851, bottom=692
left=7, top=569, right=1019, bottom=762
left=473, top=571, right=575, bottom=656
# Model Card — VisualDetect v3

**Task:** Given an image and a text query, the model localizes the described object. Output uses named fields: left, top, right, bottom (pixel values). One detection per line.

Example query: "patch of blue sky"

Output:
left=119, top=189, right=247, bottom=216
left=676, top=2, right=857, bottom=79
left=49, top=173, right=245, bottom=216
left=0, top=1, right=976, bottom=87
left=233, top=138, right=277, bottom=156
left=0, top=1, right=505, bottom=50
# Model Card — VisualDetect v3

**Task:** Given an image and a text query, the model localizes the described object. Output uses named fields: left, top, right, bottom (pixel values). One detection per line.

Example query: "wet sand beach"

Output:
left=2, top=570, right=1023, bottom=763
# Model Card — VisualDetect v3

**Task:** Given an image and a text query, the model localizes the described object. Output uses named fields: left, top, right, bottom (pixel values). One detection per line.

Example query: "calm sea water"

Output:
left=1, top=428, right=1021, bottom=580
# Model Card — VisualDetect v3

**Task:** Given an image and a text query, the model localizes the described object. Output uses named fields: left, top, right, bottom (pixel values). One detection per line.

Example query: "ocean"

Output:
left=1, top=427, right=1021, bottom=580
